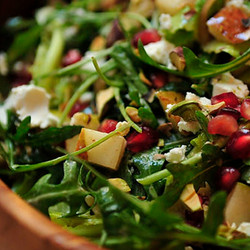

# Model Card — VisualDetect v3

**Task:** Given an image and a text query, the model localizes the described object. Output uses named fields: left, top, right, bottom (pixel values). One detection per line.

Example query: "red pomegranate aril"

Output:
left=98, top=119, right=118, bottom=133
left=126, top=126, right=159, bottom=153
left=217, top=107, right=241, bottom=120
left=150, top=71, right=168, bottom=89
left=62, top=49, right=82, bottom=67
left=240, top=99, right=250, bottom=120
left=69, top=101, right=88, bottom=117
left=132, top=29, right=161, bottom=48
left=226, top=129, right=250, bottom=159
left=207, top=115, right=238, bottom=136
left=211, top=92, right=239, bottom=108
left=218, top=167, right=240, bottom=192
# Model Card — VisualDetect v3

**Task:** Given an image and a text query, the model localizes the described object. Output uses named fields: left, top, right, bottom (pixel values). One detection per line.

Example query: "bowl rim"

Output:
left=0, top=179, right=101, bottom=250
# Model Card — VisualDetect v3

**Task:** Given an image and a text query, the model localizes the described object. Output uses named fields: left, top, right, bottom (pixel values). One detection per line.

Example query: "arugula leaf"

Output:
left=138, top=107, right=158, bottom=129
left=195, top=110, right=213, bottom=141
left=8, top=25, right=42, bottom=63
left=183, top=47, right=250, bottom=78
left=201, top=191, right=227, bottom=237
left=23, top=160, right=87, bottom=216
left=132, top=147, right=165, bottom=179
left=137, top=41, right=250, bottom=79
left=13, top=116, right=31, bottom=142
left=26, top=125, right=82, bottom=146
left=111, top=44, right=148, bottom=95
left=49, top=203, right=103, bottom=237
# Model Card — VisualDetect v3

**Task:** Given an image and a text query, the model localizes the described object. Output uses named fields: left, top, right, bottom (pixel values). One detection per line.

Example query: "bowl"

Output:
left=0, top=179, right=100, bottom=250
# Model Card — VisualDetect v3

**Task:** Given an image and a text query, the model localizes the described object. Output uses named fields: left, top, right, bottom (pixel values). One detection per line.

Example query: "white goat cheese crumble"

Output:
left=165, top=145, right=187, bottom=163
left=211, top=72, right=249, bottom=98
left=159, top=13, right=172, bottom=30
left=185, top=92, right=211, bottom=106
left=144, top=39, right=176, bottom=69
left=0, top=85, right=58, bottom=128
left=237, top=222, right=250, bottom=236
left=178, top=118, right=201, bottom=134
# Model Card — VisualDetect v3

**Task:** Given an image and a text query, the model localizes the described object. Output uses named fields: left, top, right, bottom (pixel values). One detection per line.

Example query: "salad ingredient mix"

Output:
left=0, top=0, right=250, bottom=249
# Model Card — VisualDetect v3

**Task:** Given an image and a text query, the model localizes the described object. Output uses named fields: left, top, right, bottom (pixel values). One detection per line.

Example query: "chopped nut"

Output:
left=116, top=121, right=130, bottom=136
left=153, top=153, right=165, bottom=160
left=157, top=123, right=173, bottom=137
left=170, top=47, right=186, bottom=71
left=125, top=106, right=141, bottom=123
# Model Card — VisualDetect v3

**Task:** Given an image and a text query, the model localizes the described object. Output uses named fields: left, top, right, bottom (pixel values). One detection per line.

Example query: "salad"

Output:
left=0, top=0, right=250, bottom=249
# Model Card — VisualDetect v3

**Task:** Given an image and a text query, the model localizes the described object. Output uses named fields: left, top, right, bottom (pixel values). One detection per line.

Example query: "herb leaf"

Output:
left=201, top=191, right=227, bottom=237
left=26, top=125, right=82, bottom=146
left=23, top=160, right=87, bottom=216
left=137, top=41, right=250, bottom=79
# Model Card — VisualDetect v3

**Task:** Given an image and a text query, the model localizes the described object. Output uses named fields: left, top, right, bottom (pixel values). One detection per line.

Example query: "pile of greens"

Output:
left=0, top=0, right=249, bottom=249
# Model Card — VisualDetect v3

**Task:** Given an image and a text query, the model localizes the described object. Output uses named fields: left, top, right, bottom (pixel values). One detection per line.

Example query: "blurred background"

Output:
left=0, top=0, right=48, bottom=25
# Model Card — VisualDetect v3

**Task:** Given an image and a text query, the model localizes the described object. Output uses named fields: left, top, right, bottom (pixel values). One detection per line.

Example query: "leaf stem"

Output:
left=114, top=87, right=142, bottom=133
left=136, top=169, right=172, bottom=185
left=58, top=59, right=117, bottom=126
left=11, top=122, right=131, bottom=172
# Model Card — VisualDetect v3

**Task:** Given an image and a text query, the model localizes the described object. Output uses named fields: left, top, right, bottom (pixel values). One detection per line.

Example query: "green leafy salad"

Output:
left=0, top=0, right=250, bottom=249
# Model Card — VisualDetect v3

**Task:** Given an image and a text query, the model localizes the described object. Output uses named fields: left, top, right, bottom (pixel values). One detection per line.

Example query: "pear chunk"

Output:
left=224, top=182, right=250, bottom=227
left=180, top=184, right=202, bottom=212
left=76, top=128, right=126, bottom=170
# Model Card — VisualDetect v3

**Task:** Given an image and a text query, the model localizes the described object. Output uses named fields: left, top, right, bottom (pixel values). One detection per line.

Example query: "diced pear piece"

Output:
left=65, top=113, right=100, bottom=153
left=224, top=182, right=250, bottom=227
left=96, top=87, right=114, bottom=117
left=76, top=128, right=126, bottom=170
left=108, top=178, right=131, bottom=192
left=156, top=90, right=184, bottom=111
left=180, top=184, right=202, bottom=212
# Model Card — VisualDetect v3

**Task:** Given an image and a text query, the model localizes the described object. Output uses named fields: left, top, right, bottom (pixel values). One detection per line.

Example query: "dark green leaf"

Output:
left=8, top=25, right=42, bottom=63
left=201, top=191, right=227, bottom=237
left=111, top=45, right=148, bottom=95
left=195, top=111, right=213, bottom=141
left=138, top=107, right=158, bottom=128
left=23, top=160, right=87, bottom=216
left=183, top=47, right=250, bottom=78
left=13, top=116, right=31, bottom=142
left=138, top=41, right=250, bottom=79
left=26, top=125, right=82, bottom=146
left=132, top=147, right=165, bottom=179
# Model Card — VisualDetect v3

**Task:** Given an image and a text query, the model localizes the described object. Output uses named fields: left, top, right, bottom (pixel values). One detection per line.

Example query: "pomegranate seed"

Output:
left=98, top=119, right=118, bottom=133
left=211, top=92, right=239, bottom=108
left=126, top=126, right=158, bottom=153
left=132, top=29, right=161, bottom=48
left=208, top=115, right=238, bottom=136
left=240, top=99, right=250, bottom=120
left=226, top=129, right=250, bottom=159
left=69, top=101, right=88, bottom=117
left=217, top=107, right=241, bottom=120
left=185, top=210, right=204, bottom=228
left=218, top=167, right=240, bottom=192
left=149, top=70, right=168, bottom=89
left=62, top=49, right=82, bottom=67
